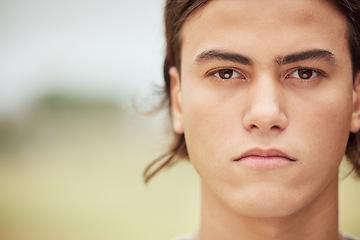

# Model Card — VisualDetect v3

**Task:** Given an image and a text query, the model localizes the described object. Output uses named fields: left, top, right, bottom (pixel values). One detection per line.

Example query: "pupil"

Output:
left=219, top=69, right=233, bottom=79
left=299, top=69, right=312, bottom=79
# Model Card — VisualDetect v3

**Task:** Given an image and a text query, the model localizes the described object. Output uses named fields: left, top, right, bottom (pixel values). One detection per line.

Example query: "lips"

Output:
left=233, top=148, right=296, bottom=168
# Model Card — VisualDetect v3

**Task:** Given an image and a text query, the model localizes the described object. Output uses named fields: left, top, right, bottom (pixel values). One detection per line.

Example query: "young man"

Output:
left=145, top=0, right=360, bottom=239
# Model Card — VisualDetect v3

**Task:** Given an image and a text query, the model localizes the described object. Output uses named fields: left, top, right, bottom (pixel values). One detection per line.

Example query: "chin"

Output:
left=235, top=201, right=303, bottom=218
left=224, top=186, right=311, bottom=218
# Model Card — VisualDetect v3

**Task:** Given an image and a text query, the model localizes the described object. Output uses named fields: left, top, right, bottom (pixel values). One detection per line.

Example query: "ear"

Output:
left=169, top=66, right=184, bottom=134
left=351, top=71, right=360, bottom=133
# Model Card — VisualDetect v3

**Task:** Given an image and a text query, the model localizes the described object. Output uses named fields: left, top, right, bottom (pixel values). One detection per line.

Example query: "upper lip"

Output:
left=233, top=148, right=296, bottom=162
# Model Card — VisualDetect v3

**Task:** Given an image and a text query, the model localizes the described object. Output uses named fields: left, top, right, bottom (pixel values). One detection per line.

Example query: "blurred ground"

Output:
left=0, top=94, right=358, bottom=240
left=0, top=94, right=199, bottom=240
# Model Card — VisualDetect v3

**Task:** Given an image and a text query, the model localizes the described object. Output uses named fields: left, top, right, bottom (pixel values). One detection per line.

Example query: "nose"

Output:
left=243, top=79, right=288, bottom=133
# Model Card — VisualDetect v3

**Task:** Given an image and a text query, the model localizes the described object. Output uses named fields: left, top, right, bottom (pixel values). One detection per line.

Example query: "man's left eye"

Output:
left=287, top=69, right=320, bottom=80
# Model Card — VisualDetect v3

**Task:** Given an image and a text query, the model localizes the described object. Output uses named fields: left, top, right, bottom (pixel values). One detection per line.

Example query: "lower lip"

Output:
left=234, top=156, right=294, bottom=169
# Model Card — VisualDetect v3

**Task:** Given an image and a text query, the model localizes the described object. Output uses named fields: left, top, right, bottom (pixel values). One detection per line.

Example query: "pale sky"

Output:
left=0, top=0, right=165, bottom=116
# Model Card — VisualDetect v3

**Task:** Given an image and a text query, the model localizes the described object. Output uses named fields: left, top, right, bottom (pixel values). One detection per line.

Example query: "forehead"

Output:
left=180, top=0, right=349, bottom=64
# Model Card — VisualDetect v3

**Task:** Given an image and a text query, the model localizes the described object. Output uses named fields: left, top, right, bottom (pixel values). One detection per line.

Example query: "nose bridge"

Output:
left=243, top=75, right=287, bottom=132
left=253, top=77, right=280, bottom=113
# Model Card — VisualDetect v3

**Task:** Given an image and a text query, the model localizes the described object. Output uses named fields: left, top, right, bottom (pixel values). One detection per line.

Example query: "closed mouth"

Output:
left=234, top=148, right=295, bottom=162
left=233, top=148, right=296, bottom=168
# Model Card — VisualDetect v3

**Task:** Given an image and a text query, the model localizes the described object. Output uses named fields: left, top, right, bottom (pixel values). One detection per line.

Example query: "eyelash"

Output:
left=285, top=68, right=325, bottom=81
left=207, top=67, right=325, bottom=82
left=207, top=68, right=245, bottom=81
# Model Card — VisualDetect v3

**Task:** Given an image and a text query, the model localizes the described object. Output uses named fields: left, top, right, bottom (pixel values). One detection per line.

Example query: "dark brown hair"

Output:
left=144, top=0, right=360, bottom=183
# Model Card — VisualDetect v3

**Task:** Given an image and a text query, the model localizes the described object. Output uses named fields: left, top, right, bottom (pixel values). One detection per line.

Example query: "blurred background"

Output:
left=0, top=0, right=358, bottom=239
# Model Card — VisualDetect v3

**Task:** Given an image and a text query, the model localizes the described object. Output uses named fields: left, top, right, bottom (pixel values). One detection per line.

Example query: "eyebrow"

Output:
left=195, top=50, right=253, bottom=65
left=195, top=49, right=336, bottom=66
left=276, top=49, right=336, bottom=65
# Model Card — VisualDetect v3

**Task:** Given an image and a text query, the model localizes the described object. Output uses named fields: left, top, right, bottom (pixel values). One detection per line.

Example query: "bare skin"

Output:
left=169, top=0, right=360, bottom=239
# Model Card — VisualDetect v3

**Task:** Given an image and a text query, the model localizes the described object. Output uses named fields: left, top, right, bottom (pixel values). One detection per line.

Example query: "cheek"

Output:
left=281, top=95, right=353, bottom=212
left=181, top=84, right=241, bottom=163
left=298, top=89, right=352, bottom=155
left=290, top=87, right=353, bottom=183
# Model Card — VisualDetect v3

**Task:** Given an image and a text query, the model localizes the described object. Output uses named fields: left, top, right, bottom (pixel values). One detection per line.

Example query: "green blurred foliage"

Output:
left=0, top=92, right=122, bottom=155
left=37, top=93, right=119, bottom=112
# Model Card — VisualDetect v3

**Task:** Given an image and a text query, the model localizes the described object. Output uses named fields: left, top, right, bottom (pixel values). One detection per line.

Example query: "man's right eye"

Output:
left=212, top=69, right=245, bottom=80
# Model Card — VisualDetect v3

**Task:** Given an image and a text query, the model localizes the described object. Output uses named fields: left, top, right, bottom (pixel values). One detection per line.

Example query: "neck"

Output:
left=195, top=176, right=341, bottom=240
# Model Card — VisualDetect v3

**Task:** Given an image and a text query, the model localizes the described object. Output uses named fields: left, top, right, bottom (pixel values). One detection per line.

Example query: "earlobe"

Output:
left=169, top=66, right=184, bottom=134
left=351, top=71, right=360, bottom=133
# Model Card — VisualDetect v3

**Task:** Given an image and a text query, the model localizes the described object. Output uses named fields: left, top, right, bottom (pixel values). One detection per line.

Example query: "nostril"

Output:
left=243, top=110, right=288, bottom=132
left=247, top=123, right=284, bottom=132
left=271, top=125, right=281, bottom=130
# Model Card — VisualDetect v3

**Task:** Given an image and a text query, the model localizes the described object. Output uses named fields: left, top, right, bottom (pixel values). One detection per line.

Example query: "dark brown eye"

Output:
left=212, top=69, right=244, bottom=81
left=287, top=68, right=320, bottom=80
left=298, top=69, right=313, bottom=79
left=218, top=69, right=234, bottom=79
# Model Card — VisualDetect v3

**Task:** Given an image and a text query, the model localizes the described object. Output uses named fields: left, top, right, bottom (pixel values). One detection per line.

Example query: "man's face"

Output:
left=170, top=0, right=360, bottom=217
